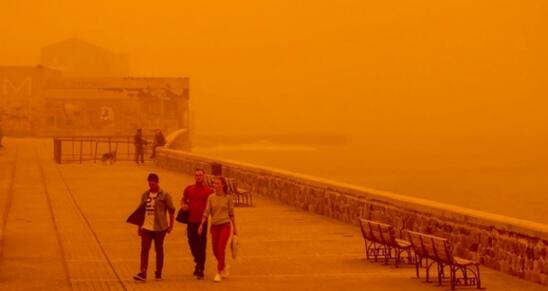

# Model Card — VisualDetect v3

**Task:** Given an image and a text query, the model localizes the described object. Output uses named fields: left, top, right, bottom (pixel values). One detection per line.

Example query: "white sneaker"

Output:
left=221, top=266, right=230, bottom=278
left=213, top=273, right=222, bottom=283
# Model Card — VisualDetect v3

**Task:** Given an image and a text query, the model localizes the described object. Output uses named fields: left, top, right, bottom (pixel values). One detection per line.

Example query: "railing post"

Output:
left=53, top=138, right=62, bottom=163
left=94, top=140, right=98, bottom=162
left=72, top=136, right=75, bottom=161
left=80, top=140, right=83, bottom=163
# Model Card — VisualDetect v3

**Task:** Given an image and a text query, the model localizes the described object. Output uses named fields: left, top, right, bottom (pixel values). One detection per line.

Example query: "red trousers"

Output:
left=210, top=223, right=231, bottom=272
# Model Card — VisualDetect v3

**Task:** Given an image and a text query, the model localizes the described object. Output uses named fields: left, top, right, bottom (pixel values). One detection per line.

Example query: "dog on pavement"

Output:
left=101, top=150, right=117, bottom=164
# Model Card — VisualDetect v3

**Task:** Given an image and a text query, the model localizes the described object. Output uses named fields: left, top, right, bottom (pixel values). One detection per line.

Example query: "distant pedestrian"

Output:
left=133, top=173, right=175, bottom=282
left=134, top=128, right=147, bottom=164
left=198, top=176, right=237, bottom=283
left=150, top=129, right=166, bottom=159
left=181, top=168, right=213, bottom=279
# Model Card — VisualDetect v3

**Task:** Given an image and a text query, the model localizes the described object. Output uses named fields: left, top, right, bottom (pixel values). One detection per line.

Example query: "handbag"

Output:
left=126, top=203, right=145, bottom=226
left=176, top=208, right=189, bottom=224
left=230, top=235, right=239, bottom=259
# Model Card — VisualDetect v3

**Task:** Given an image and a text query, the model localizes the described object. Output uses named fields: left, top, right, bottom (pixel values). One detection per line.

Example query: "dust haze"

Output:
left=1, top=0, right=547, bottom=221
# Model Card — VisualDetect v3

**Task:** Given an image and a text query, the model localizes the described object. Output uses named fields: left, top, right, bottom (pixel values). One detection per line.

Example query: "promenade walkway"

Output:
left=0, top=138, right=545, bottom=290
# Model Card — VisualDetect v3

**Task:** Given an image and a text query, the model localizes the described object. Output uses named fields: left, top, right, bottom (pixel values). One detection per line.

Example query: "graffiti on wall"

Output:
left=1, top=67, right=189, bottom=136
left=0, top=76, right=34, bottom=134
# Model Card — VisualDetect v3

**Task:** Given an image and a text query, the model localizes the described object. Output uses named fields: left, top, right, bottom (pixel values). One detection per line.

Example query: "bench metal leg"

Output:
left=450, top=265, right=456, bottom=290
left=414, top=255, right=421, bottom=278
left=373, top=243, right=379, bottom=262
left=437, top=263, right=444, bottom=286
left=365, top=241, right=370, bottom=260
left=425, top=259, right=432, bottom=283
left=476, top=265, right=482, bottom=289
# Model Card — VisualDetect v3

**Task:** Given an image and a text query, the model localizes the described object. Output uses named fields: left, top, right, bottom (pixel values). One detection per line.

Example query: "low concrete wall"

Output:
left=156, top=148, right=548, bottom=285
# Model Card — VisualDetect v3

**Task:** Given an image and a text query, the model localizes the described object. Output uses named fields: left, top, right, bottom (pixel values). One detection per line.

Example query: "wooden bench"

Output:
left=407, top=230, right=482, bottom=290
left=358, top=218, right=413, bottom=267
left=205, top=174, right=253, bottom=207
left=204, top=174, right=216, bottom=188
left=226, top=177, right=253, bottom=207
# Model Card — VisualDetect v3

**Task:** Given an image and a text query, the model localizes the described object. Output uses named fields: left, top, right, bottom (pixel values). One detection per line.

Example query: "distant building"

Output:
left=41, top=38, right=129, bottom=77
left=42, top=77, right=190, bottom=136
left=1, top=40, right=189, bottom=144
left=0, top=66, right=190, bottom=139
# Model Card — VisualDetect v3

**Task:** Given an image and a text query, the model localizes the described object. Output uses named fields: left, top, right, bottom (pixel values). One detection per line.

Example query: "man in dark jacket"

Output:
left=150, top=129, right=166, bottom=159
left=134, top=128, right=147, bottom=164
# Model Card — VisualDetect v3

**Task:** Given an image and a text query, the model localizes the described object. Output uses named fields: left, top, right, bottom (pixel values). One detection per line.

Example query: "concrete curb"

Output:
left=0, top=145, right=17, bottom=258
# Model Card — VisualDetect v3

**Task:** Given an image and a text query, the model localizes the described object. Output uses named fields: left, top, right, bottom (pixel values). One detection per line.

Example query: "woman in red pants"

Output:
left=198, top=176, right=237, bottom=282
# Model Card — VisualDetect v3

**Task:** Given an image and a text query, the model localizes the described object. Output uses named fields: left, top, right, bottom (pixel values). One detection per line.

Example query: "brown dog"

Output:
left=101, top=150, right=117, bottom=164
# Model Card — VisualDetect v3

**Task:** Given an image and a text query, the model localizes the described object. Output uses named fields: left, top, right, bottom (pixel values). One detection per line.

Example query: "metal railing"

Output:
left=53, top=135, right=155, bottom=164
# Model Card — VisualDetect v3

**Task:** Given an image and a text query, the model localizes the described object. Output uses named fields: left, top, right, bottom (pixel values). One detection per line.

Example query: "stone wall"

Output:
left=156, top=148, right=548, bottom=285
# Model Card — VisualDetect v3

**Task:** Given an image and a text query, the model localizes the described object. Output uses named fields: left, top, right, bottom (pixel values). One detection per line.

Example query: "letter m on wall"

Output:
left=3, top=77, right=33, bottom=97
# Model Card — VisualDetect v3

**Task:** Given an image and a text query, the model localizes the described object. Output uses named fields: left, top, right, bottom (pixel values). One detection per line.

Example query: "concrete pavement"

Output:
left=0, top=138, right=546, bottom=290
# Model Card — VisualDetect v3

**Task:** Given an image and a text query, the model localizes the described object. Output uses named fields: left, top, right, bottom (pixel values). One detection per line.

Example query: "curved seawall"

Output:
left=157, top=148, right=548, bottom=285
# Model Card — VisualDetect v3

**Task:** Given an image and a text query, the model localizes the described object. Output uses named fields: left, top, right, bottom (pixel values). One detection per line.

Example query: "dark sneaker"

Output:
left=193, top=268, right=199, bottom=276
left=155, top=271, right=162, bottom=280
left=133, top=272, right=146, bottom=281
left=196, top=270, right=204, bottom=280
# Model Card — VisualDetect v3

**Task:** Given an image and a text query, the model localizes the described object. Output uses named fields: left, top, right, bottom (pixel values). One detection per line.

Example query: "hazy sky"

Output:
left=1, top=0, right=547, bottom=136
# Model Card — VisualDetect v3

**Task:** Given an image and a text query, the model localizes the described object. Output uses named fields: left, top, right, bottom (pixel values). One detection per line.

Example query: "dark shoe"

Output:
left=193, top=267, right=199, bottom=276
left=133, top=272, right=146, bottom=281
left=196, top=270, right=204, bottom=280
left=155, top=271, right=162, bottom=280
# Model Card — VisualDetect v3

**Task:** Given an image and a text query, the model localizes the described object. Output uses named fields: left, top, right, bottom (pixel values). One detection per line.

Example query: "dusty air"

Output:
left=0, top=1, right=547, bottom=290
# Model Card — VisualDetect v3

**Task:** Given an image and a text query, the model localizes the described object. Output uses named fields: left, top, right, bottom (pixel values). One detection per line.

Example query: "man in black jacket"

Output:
left=150, top=129, right=166, bottom=159
left=134, top=128, right=147, bottom=164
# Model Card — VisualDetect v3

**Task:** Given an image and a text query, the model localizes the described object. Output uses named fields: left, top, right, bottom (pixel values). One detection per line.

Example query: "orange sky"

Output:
left=1, top=0, right=547, bottom=136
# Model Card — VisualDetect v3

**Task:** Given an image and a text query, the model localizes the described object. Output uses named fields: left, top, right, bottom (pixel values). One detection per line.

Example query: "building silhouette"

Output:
left=1, top=39, right=189, bottom=139
left=41, top=38, right=129, bottom=77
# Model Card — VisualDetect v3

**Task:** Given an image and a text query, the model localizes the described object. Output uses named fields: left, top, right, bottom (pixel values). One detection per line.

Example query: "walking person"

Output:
left=181, top=168, right=213, bottom=279
left=198, top=176, right=237, bottom=283
left=134, top=128, right=147, bottom=164
left=133, top=173, right=175, bottom=281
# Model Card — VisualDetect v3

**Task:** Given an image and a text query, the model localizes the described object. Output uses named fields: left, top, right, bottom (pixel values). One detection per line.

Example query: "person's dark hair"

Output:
left=195, top=168, right=205, bottom=174
left=216, top=176, right=228, bottom=193
left=147, top=173, right=159, bottom=182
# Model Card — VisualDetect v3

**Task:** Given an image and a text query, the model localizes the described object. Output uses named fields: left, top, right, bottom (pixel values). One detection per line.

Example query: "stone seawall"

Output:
left=156, top=148, right=548, bottom=285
